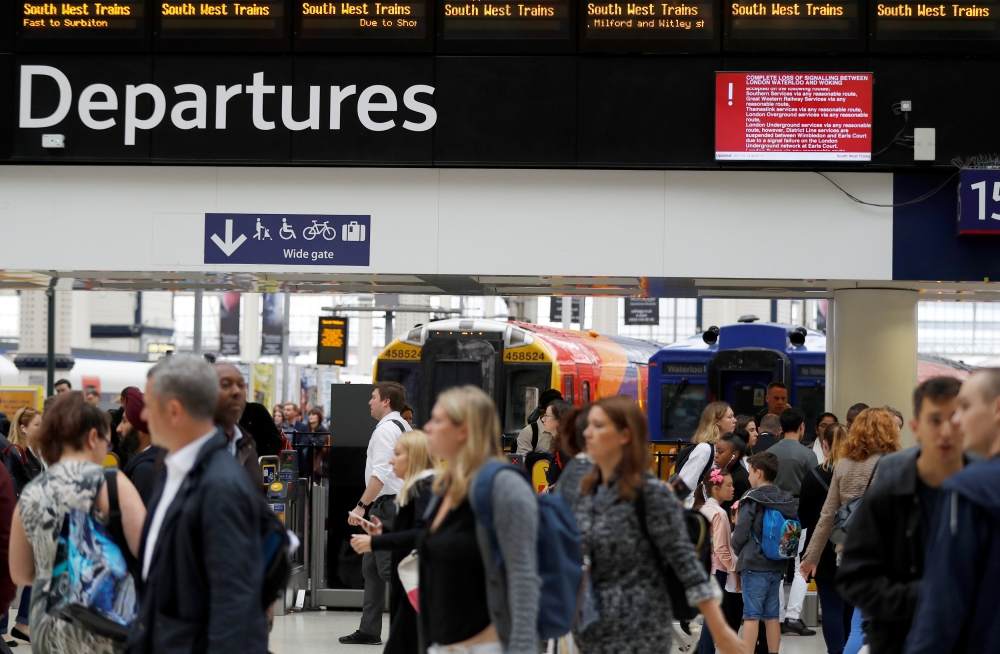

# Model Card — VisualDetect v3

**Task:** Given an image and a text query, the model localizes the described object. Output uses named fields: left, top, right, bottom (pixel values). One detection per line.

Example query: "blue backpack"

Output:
left=753, top=506, right=802, bottom=561
left=472, top=461, right=584, bottom=640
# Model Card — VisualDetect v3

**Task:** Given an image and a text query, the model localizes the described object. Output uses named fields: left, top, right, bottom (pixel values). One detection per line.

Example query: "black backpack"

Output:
left=635, top=484, right=713, bottom=621
left=670, top=443, right=715, bottom=500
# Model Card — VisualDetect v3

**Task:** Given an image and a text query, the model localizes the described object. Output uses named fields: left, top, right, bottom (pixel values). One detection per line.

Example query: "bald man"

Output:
left=214, top=363, right=264, bottom=494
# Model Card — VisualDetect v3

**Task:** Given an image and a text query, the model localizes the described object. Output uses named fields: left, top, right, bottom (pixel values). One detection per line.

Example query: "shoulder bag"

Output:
left=830, top=459, right=879, bottom=546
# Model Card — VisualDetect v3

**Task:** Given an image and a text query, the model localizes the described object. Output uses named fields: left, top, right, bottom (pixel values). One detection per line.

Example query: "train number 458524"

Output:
left=504, top=350, right=546, bottom=362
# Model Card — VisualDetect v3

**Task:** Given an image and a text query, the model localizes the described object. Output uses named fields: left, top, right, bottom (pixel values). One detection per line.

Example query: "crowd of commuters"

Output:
left=0, top=359, right=999, bottom=654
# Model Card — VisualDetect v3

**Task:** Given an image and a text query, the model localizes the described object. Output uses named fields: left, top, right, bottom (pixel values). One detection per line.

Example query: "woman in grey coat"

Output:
left=572, top=396, right=743, bottom=654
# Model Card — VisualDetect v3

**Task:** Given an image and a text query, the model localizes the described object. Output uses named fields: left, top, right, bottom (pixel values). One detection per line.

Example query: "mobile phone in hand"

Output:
left=349, top=511, right=376, bottom=529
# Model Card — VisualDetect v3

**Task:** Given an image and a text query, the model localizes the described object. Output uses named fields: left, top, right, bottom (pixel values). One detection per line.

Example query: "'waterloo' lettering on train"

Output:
left=17, top=65, right=437, bottom=145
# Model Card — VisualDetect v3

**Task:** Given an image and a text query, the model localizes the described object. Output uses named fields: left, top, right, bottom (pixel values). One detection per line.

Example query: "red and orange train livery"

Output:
left=374, top=318, right=661, bottom=441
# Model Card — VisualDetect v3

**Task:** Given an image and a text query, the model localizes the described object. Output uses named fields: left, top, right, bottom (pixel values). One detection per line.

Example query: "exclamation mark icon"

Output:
left=728, top=82, right=733, bottom=106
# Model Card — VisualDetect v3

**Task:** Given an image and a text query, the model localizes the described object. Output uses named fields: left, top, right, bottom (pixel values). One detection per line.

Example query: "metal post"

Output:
left=672, top=298, right=679, bottom=343
left=561, top=297, right=571, bottom=330
left=385, top=311, right=394, bottom=345
left=193, top=289, right=203, bottom=355
left=46, top=277, right=56, bottom=397
left=281, top=289, right=291, bottom=403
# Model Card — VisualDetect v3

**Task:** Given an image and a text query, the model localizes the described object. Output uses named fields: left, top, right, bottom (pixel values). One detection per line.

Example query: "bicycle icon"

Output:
left=302, top=219, right=337, bottom=241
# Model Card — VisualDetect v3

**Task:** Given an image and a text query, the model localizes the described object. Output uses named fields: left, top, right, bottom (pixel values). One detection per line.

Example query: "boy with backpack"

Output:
left=732, top=452, right=800, bottom=654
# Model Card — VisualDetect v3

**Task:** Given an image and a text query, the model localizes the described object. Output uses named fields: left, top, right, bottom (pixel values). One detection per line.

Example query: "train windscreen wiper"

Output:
left=662, top=378, right=689, bottom=431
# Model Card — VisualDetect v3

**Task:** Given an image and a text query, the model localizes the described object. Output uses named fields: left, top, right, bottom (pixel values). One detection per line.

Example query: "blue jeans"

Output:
left=844, top=607, right=865, bottom=654
left=815, top=577, right=850, bottom=654
left=698, top=571, right=729, bottom=654
left=0, top=587, right=31, bottom=633
left=741, top=569, right=783, bottom=621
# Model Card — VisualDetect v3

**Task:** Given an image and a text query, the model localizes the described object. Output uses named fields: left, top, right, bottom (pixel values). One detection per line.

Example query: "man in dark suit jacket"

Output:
left=129, top=355, right=268, bottom=654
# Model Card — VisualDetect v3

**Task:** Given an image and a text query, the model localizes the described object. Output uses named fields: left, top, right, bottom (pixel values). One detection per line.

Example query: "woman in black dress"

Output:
left=350, top=429, right=436, bottom=654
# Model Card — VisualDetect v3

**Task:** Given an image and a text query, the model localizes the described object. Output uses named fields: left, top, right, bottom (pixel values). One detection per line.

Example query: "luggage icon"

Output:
left=343, top=221, right=366, bottom=242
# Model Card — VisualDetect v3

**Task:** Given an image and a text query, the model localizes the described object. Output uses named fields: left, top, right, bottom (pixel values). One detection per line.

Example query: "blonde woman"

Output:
left=6, top=407, right=44, bottom=497
left=350, top=430, right=436, bottom=654
left=419, top=386, right=538, bottom=654
left=674, top=401, right=736, bottom=507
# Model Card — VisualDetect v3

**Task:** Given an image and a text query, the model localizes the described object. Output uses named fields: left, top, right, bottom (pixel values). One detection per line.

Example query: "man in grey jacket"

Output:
left=733, top=452, right=799, bottom=654
left=767, top=407, right=818, bottom=636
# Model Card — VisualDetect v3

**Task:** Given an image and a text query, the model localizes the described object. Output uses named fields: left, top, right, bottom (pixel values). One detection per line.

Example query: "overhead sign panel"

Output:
left=436, top=0, right=575, bottom=52
left=724, top=0, right=866, bottom=51
left=295, top=0, right=432, bottom=51
left=579, top=0, right=720, bottom=53
left=317, top=316, right=349, bottom=365
left=958, top=169, right=1000, bottom=235
left=625, top=297, right=659, bottom=325
left=154, top=0, right=289, bottom=49
left=17, top=0, right=151, bottom=49
left=872, top=0, right=1000, bottom=53
left=715, top=72, right=873, bottom=161
left=203, top=213, right=371, bottom=265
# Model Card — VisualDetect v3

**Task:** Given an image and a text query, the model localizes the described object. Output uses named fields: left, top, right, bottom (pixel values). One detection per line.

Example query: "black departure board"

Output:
left=580, top=0, right=720, bottom=52
left=154, top=0, right=289, bottom=49
left=437, top=0, right=575, bottom=52
left=295, top=0, right=432, bottom=51
left=724, top=0, right=866, bottom=51
left=17, top=0, right=151, bottom=49
left=317, top=317, right=348, bottom=366
left=871, top=0, right=1000, bottom=52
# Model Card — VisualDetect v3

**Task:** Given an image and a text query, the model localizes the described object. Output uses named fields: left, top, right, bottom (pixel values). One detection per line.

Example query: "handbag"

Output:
left=46, top=469, right=137, bottom=642
left=830, top=459, right=879, bottom=546
left=636, top=484, right=715, bottom=621
left=397, top=550, right=420, bottom=612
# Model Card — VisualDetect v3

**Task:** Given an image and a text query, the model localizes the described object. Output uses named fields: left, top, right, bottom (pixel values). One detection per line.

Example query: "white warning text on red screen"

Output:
left=715, top=72, right=873, bottom=161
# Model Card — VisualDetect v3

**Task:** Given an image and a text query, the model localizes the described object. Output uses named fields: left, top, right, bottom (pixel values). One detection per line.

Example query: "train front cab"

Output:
left=375, top=319, right=558, bottom=443
left=648, top=321, right=827, bottom=451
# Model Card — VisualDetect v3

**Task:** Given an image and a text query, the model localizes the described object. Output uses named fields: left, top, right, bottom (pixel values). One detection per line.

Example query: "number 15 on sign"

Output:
left=970, top=181, right=1000, bottom=221
left=958, top=171, right=1000, bottom=235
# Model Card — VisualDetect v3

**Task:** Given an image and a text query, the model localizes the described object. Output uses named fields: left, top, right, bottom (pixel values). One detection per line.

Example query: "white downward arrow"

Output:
left=211, top=219, right=247, bottom=257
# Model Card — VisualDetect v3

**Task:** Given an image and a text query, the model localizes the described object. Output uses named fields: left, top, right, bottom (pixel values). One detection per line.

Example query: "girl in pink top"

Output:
left=695, top=468, right=737, bottom=654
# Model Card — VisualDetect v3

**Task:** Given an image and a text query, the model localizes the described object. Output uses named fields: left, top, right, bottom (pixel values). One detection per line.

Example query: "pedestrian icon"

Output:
left=280, top=218, right=296, bottom=240
left=254, top=217, right=272, bottom=241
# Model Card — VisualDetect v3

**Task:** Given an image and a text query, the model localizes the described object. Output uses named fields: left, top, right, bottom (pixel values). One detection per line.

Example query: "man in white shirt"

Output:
left=341, top=381, right=410, bottom=646
left=132, top=355, right=268, bottom=654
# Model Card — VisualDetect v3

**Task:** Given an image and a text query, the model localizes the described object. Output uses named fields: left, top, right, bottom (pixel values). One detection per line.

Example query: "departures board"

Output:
left=8, top=0, right=1000, bottom=51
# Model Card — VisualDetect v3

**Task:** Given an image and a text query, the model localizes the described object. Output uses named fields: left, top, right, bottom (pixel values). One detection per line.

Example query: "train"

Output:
left=373, top=318, right=662, bottom=441
left=648, top=316, right=976, bottom=443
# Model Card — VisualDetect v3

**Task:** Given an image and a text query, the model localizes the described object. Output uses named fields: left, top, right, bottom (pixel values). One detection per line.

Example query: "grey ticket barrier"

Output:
left=270, top=469, right=309, bottom=616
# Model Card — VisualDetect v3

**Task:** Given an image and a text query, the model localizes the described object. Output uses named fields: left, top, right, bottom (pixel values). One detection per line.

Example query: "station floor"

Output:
left=0, top=608, right=828, bottom=653
left=267, top=609, right=830, bottom=654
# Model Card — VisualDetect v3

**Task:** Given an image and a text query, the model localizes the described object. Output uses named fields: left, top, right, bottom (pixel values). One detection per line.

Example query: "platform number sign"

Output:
left=958, top=170, right=1000, bottom=235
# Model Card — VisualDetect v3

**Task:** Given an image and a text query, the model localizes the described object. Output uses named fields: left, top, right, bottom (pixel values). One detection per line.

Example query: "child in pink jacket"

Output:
left=696, top=467, right=737, bottom=653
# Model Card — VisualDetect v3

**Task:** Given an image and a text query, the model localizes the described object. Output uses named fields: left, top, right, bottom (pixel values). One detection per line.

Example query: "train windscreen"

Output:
left=431, top=360, right=482, bottom=408
left=660, top=382, right=707, bottom=440
left=504, top=365, right=551, bottom=435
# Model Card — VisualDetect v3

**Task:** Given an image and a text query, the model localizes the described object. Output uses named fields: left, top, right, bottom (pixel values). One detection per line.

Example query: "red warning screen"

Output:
left=715, top=72, right=873, bottom=161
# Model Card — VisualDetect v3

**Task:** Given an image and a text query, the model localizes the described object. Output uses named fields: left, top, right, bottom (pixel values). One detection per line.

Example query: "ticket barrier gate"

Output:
left=264, top=451, right=309, bottom=616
